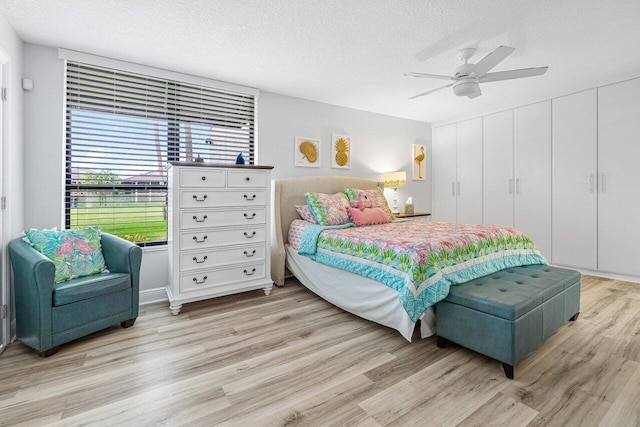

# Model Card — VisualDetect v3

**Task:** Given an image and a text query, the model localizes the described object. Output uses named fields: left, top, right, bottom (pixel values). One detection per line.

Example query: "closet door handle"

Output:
left=451, top=182, right=455, bottom=196
left=456, top=182, right=460, bottom=196
left=589, top=174, right=594, bottom=193
left=516, top=178, right=521, bottom=195
left=600, top=173, right=606, bottom=193
left=508, top=179, right=513, bottom=195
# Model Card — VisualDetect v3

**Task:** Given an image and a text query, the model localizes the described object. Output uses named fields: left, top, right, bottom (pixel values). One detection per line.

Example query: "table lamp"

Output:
left=383, top=171, right=407, bottom=214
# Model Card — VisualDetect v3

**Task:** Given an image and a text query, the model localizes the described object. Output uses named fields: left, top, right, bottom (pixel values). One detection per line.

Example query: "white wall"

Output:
left=258, top=91, right=431, bottom=212
left=21, top=45, right=432, bottom=301
left=0, top=15, right=24, bottom=239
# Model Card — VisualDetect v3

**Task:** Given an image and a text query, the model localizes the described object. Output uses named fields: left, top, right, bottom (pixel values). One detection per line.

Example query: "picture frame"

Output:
left=294, top=137, right=321, bottom=168
left=412, top=143, right=426, bottom=180
left=331, top=134, right=351, bottom=169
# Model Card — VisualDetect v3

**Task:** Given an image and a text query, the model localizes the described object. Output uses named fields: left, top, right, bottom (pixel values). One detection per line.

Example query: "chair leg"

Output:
left=570, top=312, right=580, bottom=321
left=502, top=363, right=514, bottom=380
left=121, top=318, right=136, bottom=328
left=436, top=335, right=448, bottom=348
left=35, top=346, right=60, bottom=358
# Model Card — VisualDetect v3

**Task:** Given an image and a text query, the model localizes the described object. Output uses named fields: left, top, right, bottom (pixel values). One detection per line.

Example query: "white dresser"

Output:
left=166, top=162, right=274, bottom=315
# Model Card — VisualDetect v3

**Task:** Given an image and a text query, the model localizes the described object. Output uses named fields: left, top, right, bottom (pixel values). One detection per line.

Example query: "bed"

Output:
left=270, top=175, right=546, bottom=341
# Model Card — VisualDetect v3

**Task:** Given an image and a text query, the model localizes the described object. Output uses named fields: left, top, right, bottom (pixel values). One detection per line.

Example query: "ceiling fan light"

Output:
left=453, top=79, right=480, bottom=98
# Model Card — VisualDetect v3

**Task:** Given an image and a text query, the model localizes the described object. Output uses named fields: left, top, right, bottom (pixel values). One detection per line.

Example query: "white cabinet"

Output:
left=514, top=101, right=552, bottom=259
left=432, top=124, right=457, bottom=222
left=598, top=78, right=640, bottom=276
left=483, top=110, right=514, bottom=226
left=552, top=89, right=598, bottom=270
left=167, top=163, right=274, bottom=315
left=432, top=119, right=483, bottom=223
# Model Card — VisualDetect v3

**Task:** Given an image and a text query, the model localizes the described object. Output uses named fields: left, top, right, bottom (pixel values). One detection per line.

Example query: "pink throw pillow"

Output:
left=295, top=205, right=318, bottom=224
left=348, top=207, right=392, bottom=226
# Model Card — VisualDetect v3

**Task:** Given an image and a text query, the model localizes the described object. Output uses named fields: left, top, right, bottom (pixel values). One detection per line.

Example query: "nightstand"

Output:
left=393, top=212, right=432, bottom=222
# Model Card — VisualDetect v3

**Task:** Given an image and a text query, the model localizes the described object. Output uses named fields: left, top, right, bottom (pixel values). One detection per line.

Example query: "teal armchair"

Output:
left=9, top=233, right=142, bottom=357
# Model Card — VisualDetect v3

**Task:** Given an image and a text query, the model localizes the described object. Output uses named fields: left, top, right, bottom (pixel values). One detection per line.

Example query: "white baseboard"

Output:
left=139, top=287, right=168, bottom=305
left=551, top=264, right=640, bottom=284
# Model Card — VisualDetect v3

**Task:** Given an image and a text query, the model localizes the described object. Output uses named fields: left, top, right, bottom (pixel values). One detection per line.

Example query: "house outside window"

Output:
left=65, top=61, right=256, bottom=245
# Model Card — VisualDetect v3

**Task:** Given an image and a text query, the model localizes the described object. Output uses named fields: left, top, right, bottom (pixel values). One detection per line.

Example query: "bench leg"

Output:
left=436, top=335, right=448, bottom=348
left=502, top=363, right=514, bottom=380
left=570, top=312, right=580, bottom=321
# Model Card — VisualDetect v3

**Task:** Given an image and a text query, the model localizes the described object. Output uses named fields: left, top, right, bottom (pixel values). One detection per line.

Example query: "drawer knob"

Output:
left=243, top=268, right=256, bottom=276
left=244, top=250, right=256, bottom=257
left=193, top=215, right=208, bottom=223
left=244, top=231, right=256, bottom=238
left=244, top=213, right=256, bottom=219
left=193, top=194, right=208, bottom=202
left=244, top=194, right=256, bottom=201
left=193, top=256, right=208, bottom=264
left=192, top=275, right=208, bottom=284
left=245, top=177, right=250, bottom=181
left=193, top=235, right=208, bottom=243
left=201, top=176, right=206, bottom=181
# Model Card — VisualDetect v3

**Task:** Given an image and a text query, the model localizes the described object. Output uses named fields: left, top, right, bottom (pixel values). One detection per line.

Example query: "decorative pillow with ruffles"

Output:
left=304, top=192, right=350, bottom=226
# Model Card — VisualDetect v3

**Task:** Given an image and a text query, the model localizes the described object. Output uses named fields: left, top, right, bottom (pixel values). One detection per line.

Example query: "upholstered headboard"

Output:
left=270, top=175, right=383, bottom=286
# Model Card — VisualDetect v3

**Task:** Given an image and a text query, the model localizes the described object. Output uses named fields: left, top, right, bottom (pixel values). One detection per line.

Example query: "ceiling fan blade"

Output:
left=474, top=45, right=515, bottom=76
left=404, top=72, right=455, bottom=80
left=408, top=83, right=454, bottom=99
left=480, top=67, right=548, bottom=82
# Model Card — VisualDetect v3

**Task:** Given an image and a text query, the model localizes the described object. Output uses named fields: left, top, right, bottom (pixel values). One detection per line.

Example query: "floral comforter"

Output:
left=298, top=221, right=547, bottom=321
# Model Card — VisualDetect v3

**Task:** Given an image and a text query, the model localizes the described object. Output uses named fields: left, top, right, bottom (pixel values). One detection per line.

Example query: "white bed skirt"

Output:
left=285, top=245, right=436, bottom=342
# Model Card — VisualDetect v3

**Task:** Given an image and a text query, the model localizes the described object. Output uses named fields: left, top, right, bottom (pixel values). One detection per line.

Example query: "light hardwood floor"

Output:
left=0, top=275, right=638, bottom=426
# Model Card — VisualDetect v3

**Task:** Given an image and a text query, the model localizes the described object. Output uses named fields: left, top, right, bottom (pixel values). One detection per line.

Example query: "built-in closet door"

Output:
left=432, top=124, right=457, bottom=222
left=552, top=89, right=598, bottom=269
left=456, top=118, right=483, bottom=224
left=598, top=78, right=640, bottom=276
left=483, top=110, right=514, bottom=226
left=514, top=101, right=552, bottom=259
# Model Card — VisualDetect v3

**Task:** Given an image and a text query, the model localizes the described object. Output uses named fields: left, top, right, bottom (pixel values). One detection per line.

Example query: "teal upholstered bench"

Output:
left=435, top=265, right=580, bottom=379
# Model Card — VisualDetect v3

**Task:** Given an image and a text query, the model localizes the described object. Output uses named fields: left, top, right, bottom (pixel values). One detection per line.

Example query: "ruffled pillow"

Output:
left=23, top=226, right=108, bottom=283
left=304, top=192, right=350, bottom=226
left=295, top=204, right=318, bottom=224
left=348, top=207, right=392, bottom=226
left=343, top=187, right=393, bottom=220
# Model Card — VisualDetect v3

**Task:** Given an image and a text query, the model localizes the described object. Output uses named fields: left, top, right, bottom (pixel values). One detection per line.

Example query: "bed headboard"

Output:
left=270, top=175, right=383, bottom=286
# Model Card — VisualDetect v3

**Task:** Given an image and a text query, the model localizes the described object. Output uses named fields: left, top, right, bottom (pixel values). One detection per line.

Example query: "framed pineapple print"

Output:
left=331, top=134, right=351, bottom=169
left=294, top=137, right=321, bottom=167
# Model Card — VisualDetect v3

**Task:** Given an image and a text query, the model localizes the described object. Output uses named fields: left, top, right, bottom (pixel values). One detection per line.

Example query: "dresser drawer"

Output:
left=180, top=226, right=266, bottom=250
left=180, top=263, right=266, bottom=292
left=180, top=190, right=266, bottom=208
left=180, top=244, right=266, bottom=271
left=228, top=170, right=267, bottom=188
left=180, top=168, right=226, bottom=188
left=180, top=208, right=266, bottom=229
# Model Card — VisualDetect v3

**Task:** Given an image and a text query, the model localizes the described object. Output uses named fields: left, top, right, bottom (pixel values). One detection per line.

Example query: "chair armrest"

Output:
left=100, top=233, right=143, bottom=313
left=8, top=237, right=55, bottom=351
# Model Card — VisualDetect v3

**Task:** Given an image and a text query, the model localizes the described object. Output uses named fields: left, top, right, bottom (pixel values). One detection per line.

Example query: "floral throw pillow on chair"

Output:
left=23, top=226, right=108, bottom=283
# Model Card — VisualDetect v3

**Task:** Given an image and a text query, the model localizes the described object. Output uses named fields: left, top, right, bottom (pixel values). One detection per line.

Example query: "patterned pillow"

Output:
left=295, top=205, right=318, bottom=224
left=348, top=207, right=392, bottom=226
left=304, top=192, right=350, bottom=226
left=23, top=226, right=108, bottom=283
left=343, top=187, right=393, bottom=220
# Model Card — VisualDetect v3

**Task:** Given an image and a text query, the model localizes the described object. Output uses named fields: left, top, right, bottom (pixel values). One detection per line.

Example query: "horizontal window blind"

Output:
left=65, top=61, right=256, bottom=245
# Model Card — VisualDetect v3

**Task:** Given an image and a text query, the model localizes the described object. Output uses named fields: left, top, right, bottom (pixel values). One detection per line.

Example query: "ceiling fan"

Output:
left=405, top=46, right=548, bottom=100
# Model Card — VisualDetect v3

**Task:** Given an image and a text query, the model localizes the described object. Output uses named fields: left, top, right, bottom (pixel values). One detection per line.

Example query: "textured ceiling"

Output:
left=1, top=0, right=639, bottom=123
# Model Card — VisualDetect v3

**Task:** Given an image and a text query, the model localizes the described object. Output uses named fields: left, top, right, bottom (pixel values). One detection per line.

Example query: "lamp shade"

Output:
left=383, top=171, right=407, bottom=190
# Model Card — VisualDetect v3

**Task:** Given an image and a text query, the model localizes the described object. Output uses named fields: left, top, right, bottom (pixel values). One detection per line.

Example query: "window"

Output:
left=65, top=62, right=256, bottom=245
